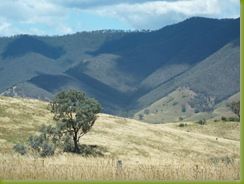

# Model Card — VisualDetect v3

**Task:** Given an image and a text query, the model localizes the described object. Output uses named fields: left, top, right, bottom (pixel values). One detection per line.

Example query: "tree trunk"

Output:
left=73, top=131, right=80, bottom=153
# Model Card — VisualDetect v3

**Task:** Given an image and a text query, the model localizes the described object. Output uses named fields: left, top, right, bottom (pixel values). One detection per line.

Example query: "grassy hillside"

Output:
left=0, top=96, right=52, bottom=152
left=134, top=87, right=239, bottom=124
left=0, top=96, right=239, bottom=160
left=213, top=92, right=240, bottom=118
left=134, top=87, right=197, bottom=123
left=0, top=96, right=240, bottom=180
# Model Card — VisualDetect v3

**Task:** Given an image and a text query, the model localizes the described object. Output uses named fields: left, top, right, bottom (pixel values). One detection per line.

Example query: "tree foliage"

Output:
left=50, top=90, right=101, bottom=153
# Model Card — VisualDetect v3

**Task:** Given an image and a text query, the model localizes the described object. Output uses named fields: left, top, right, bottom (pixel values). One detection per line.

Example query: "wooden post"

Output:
left=116, top=160, right=123, bottom=179
left=42, top=159, right=45, bottom=179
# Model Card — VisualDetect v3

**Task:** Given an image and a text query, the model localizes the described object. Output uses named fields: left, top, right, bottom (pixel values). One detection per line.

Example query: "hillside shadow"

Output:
left=2, top=35, right=65, bottom=59
left=87, top=17, right=240, bottom=79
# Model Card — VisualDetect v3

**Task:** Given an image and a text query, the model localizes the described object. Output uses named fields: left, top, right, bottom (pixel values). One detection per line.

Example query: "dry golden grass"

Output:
left=0, top=154, right=240, bottom=181
left=0, top=96, right=52, bottom=152
left=168, top=120, right=240, bottom=141
left=0, top=96, right=240, bottom=180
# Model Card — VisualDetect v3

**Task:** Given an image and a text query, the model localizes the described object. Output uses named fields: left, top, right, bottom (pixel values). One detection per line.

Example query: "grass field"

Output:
left=0, top=96, right=240, bottom=180
left=0, top=154, right=239, bottom=180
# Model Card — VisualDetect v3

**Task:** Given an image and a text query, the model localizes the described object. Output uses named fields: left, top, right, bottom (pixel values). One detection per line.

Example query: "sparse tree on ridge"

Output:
left=50, top=90, right=101, bottom=153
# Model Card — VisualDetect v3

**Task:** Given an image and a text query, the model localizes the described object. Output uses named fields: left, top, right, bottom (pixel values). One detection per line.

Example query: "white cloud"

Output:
left=0, top=0, right=66, bottom=24
left=0, top=0, right=240, bottom=36
left=56, top=24, right=74, bottom=34
left=53, top=0, right=178, bottom=9
left=84, top=0, right=239, bottom=29
left=0, top=22, right=11, bottom=31
left=0, top=0, right=72, bottom=36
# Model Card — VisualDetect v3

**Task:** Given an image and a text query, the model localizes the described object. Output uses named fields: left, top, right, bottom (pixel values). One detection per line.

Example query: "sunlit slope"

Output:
left=0, top=96, right=239, bottom=164
left=134, top=88, right=240, bottom=124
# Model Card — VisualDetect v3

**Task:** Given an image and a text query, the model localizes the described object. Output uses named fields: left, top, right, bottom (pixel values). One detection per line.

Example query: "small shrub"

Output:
left=221, top=116, right=227, bottom=121
left=13, top=144, right=27, bottom=155
left=40, top=142, right=55, bottom=157
left=196, top=119, right=206, bottom=125
left=28, top=134, right=56, bottom=157
left=210, top=156, right=234, bottom=165
left=179, top=123, right=187, bottom=127
left=138, top=114, right=144, bottom=120
left=28, top=135, right=44, bottom=150
left=173, top=102, right=178, bottom=106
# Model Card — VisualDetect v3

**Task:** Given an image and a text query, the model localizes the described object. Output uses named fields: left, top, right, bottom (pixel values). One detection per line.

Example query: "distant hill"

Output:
left=134, top=39, right=240, bottom=123
left=134, top=87, right=239, bottom=124
left=0, top=17, right=240, bottom=120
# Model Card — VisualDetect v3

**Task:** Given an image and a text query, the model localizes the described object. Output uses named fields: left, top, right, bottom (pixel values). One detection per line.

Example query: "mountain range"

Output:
left=0, top=17, right=240, bottom=121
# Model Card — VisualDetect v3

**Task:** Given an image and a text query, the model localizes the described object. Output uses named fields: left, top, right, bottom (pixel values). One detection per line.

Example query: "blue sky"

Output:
left=0, top=0, right=240, bottom=36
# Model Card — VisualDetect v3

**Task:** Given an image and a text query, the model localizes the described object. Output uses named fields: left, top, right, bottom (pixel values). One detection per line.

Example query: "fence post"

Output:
left=41, top=159, right=45, bottom=179
left=116, top=160, right=123, bottom=179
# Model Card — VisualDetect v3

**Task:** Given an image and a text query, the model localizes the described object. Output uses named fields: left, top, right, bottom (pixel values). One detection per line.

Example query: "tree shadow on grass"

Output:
left=70, top=144, right=108, bottom=157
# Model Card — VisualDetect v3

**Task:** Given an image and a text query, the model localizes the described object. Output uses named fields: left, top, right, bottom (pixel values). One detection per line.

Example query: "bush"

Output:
left=28, top=134, right=56, bottom=157
left=221, top=116, right=227, bottom=121
left=196, top=119, right=206, bottom=125
left=40, top=142, right=55, bottom=157
left=179, top=123, right=187, bottom=127
left=28, top=135, right=44, bottom=150
left=138, top=114, right=144, bottom=120
left=13, top=143, right=27, bottom=155
left=210, top=156, right=234, bottom=165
